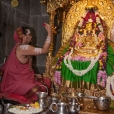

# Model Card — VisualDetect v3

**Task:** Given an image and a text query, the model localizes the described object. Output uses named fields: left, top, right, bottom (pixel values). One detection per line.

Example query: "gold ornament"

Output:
left=85, top=0, right=98, bottom=10
left=11, top=0, right=19, bottom=7
left=62, top=0, right=114, bottom=45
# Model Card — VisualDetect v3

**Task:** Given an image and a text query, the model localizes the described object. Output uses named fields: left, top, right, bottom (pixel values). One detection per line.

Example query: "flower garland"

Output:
left=97, top=44, right=107, bottom=87
left=55, top=49, right=71, bottom=70
left=64, top=48, right=101, bottom=76
left=98, top=52, right=107, bottom=70
left=76, top=11, right=88, bottom=33
left=97, top=70, right=107, bottom=87
left=95, top=11, right=104, bottom=33
left=95, top=11, right=107, bottom=87
left=97, top=32, right=107, bottom=88
left=106, top=75, right=114, bottom=100
left=54, top=71, right=61, bottom=85
left=63, top=11, right=105, bottom=77
left=98, top=32, right=105, bottom=41
left=54, top=10, right=107, bottom=86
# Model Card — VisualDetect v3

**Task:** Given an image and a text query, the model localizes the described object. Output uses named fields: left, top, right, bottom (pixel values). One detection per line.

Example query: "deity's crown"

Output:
left=85, top=0, right=98, bottom=10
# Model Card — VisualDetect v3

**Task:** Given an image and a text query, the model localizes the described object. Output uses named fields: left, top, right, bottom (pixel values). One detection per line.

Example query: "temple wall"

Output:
left=0, top=0, right=30, bottom=67
left=29, top=0, right=49, bottom=74
left=0, top=0, right=50, bottom=74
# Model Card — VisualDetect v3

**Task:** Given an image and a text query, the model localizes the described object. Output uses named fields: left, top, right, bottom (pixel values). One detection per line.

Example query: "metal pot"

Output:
left=36, top=85, right=48, bottom=109
left=93, top=96, right=111, bottom=111
left=50, top=102, right=69, bottom=114
left=0, top=104, right=3, bottom=114
left=77, top=92, right=111, bottom=111
left=68, top=98, right=80, bottom=114
left=1, top=98, right=12, bottom=114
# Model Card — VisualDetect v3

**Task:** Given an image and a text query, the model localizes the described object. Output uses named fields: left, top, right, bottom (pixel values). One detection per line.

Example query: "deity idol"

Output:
left=53, top=1, right=114, bottom=99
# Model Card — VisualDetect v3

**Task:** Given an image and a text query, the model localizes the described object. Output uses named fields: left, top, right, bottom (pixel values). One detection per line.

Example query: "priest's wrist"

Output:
left=46, top=36, right=51, bottom=43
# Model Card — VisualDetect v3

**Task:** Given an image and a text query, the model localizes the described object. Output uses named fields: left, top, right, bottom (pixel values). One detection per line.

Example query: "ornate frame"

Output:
left=40, top=0, right=114, bottom=80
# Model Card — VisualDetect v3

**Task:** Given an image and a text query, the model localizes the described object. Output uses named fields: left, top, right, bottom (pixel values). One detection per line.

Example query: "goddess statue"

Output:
left=52, top=0, right=114, bottom=101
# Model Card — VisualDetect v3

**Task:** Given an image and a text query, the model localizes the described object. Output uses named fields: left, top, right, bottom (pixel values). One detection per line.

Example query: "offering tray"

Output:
left=8, top=102, right=43, bottom=114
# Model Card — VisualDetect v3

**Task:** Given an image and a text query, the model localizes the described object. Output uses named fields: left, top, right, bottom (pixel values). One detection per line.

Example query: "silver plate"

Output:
left=8, top=112, right=43, bottom=114
left=8, top=104, right=43, bottom=114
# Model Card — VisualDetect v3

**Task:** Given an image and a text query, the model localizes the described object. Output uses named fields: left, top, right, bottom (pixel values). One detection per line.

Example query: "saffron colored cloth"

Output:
left=0, top=43, right=51, bottom=103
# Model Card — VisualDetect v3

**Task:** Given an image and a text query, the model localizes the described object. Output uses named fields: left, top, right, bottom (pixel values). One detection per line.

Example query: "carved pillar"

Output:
left=40, top=0, right=75, bottom=94
left=48, top=11, right=57, bottom=56
left=43, top=11, right=57, bottom=78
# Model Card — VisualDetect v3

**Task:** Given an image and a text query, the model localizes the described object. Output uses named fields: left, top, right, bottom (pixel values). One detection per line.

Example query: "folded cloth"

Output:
left=0, top=92, right=36, bottom=104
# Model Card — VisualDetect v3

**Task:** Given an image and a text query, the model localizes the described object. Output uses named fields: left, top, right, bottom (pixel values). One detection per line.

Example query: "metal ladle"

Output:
left=76, top=92, right=98, bottom=100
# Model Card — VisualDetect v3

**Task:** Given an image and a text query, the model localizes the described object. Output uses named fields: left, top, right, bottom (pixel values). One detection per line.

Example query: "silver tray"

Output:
left=8, top=112, right=43, bottom=114
left=8, top=104, right=43, bottom=114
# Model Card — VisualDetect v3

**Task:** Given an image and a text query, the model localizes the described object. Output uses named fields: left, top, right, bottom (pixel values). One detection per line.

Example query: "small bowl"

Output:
left=93, top=96, right=111, bottom=111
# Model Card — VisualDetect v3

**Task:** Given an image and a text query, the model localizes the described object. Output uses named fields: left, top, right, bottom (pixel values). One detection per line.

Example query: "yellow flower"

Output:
left=30, top=102, right=40, bottom=108
left=34, top=102, right=40, bottom=108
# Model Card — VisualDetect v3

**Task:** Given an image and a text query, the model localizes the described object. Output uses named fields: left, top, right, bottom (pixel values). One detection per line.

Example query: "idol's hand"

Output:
left=43, top=23, right=52, bottom=37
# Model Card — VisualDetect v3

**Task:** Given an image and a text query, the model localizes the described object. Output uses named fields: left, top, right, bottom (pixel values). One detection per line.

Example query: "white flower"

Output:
left=64, top=49, right=101, bottom=76
left=106, top=75, right=114, bottom=100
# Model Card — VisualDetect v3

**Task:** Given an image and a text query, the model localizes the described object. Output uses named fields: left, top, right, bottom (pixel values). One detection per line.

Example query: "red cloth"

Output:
left=14, top=31, right=21, bottom=43
left=82, top=10, right=103, bottom=28
left=14, top=28, right=23, bottom=43
left=0, top=93, right=35, bottom=104
left=0, top=43, right=51, bottom=104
